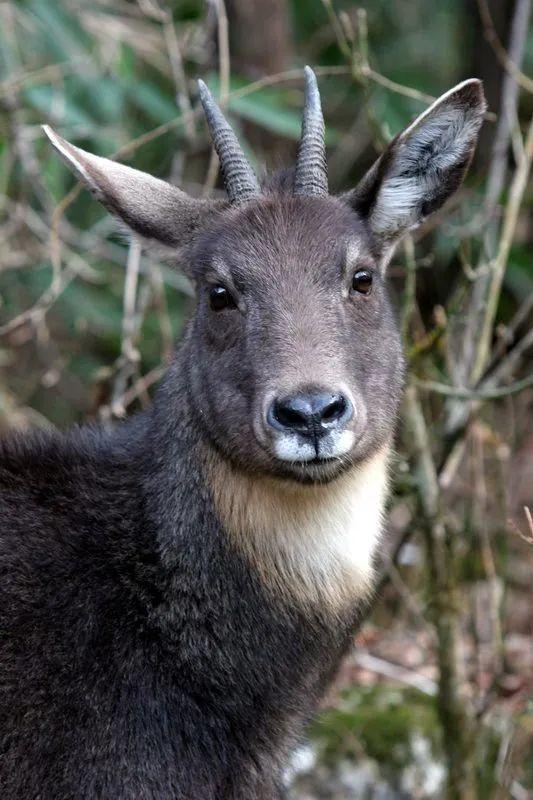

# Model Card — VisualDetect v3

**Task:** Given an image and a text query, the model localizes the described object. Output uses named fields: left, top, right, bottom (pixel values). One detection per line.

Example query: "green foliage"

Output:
left=310, top=685, right=441, bottom=776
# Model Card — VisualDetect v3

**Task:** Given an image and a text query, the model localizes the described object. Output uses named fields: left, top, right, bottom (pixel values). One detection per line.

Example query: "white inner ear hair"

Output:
left=205, top=444, right=392, bottom=612
left=371, top=103, right=481, bottom=238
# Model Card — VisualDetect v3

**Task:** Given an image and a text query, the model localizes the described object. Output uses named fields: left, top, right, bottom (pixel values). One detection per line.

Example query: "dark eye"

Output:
left=209, top=285, right=236, bottom=311
left=351, top=269, right=373, bottom=295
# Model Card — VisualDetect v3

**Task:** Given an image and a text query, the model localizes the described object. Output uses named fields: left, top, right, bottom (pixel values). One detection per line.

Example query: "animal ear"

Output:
left=344, top=80, right=486, bottom=251
left=43, top=126, right=225, bottom=249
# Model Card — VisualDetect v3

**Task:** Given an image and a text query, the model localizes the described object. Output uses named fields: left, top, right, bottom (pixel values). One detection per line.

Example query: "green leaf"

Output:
left=124, top=80, right=179, bottom=124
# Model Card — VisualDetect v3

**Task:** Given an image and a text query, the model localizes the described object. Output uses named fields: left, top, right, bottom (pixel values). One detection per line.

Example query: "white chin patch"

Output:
left=273, top=430, right=355, bottom=463
left=274, top=437, right=316, bottom=463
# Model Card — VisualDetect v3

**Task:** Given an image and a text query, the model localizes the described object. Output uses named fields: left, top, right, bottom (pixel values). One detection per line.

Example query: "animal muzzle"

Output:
left=264, top=388, right=355, bottom=463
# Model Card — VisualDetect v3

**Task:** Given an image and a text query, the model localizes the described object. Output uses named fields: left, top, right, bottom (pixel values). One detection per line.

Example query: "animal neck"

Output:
left=147, top=352, right=390, bottom=613
left=203, top=443, right=391, bottom=613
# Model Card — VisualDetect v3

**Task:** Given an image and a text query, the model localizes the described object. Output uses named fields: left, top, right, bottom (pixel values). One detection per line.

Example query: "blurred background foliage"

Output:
left=0, top=0, right=532, bottom=798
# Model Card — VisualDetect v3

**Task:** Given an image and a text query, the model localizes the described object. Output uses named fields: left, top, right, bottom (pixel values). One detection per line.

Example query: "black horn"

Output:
left=197, top=80, right=260, bottom=204
left=294, top=66, right=328, bottom=197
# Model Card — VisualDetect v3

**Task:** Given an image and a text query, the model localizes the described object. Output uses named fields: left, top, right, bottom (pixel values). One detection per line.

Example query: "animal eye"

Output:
left=351, top=269, right=373, bottom=295
left=209, top=285, right=236, bottom=311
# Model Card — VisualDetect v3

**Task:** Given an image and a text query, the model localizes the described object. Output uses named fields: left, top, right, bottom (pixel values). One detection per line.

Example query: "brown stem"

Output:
left=404, top=387, right=476, bottom=799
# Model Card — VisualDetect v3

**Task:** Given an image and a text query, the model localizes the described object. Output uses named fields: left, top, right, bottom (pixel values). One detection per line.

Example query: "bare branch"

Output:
left=476, top=0, right=533, bottom=94
left=413, top=373, right=533, bottom=400
left=203, top=0, right=231, bottom=196
left=353, top=651, right=438, bottom=697
left=106, top=236, right=143, bottom=419
left=471, top=114, right=533, bottom=383
left=0, top=58, right=91, bottom=99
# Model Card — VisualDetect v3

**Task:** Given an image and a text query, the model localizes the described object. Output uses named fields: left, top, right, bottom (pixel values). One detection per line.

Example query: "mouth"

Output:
left=278, top=461, right=351, bottom=485
left=293, top=454, right=341, bottom=466
left=270, top=429, right=356, bottom=465
left=270, top=447, right=354, bottom=484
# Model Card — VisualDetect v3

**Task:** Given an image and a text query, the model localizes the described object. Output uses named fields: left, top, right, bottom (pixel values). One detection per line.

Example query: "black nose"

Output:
left=268, top=391, right=353, bottom=438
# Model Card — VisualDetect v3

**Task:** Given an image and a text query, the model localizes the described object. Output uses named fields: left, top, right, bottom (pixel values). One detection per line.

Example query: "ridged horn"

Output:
left=197, top=80, right=260, bottom=204
left=294, top=66, right=328, bottom=197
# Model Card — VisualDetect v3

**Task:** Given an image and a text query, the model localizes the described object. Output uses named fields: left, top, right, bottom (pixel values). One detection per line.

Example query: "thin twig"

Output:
left=487, top=293, right=533, bottom=371
left=471, top=429, right=504, bottom=688
left=524, top=507, right=533, bottom=537
left=0, top=264, right=76, bottom=336
left=202, top=0, right=230, bottom=196
left=483, top=0, right=532, bottom=225
left=476, top=0, right=533, bottom=94
left=162, top=13, right=196, bottom=142
left=364, top=67, right=437, bottom=106
left=439, top=326, right=533, bottom=471
left=403, top=386, right=476, bottom=796
left=404, top=386, right=439, bottom=518
left=322, top=0, right=352, bottom=60
left=414, top=373, right=533, bottom=400
left=118, top=364, right=166, bottom=409
left=401, top=235, right=417, bottom=343
left=107, top=236, right=143, bottom=419
left=471, top=114, right=533, bottom=384
left=509, top=506, right=533, bottom=545
left=137, top=0, right=197, bottom=143
left=148, top=262, right=174, bottom=361
left=449, top=0, right=529, bottom=401
left=0, top=58, right=91, bottom=99
left=353, top=651, right=438, bottom=697
left=486, top=327, right=533, bottom=388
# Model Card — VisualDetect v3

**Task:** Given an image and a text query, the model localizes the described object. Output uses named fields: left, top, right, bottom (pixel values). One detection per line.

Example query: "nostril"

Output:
left=273, top=403, right=308, bottom=429
left=267, top=391, right=353, bottom=436
left=321, top=396, right=347, bottom=423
